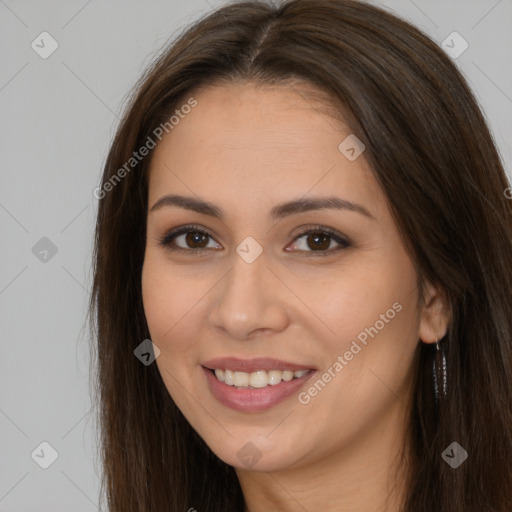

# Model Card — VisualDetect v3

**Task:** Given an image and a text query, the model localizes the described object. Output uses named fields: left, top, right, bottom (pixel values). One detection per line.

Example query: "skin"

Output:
left=141, top=81, right=450, bottom=512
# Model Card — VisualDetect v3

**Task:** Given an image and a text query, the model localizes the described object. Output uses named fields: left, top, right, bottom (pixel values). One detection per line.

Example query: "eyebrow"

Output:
left=149, top=194, right=374, bottom=220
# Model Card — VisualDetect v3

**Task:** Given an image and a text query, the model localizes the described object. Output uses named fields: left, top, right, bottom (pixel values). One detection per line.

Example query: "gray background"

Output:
left=1, top=0, right=511, bottom=510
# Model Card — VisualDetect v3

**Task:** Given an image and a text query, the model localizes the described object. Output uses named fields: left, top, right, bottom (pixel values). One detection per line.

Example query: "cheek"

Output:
left=141, top=256, right=195, bottom=350
left=298, top=289, right=419, bottom=449
left=304, top=256, right=416, bottom=343
left=141, top=257, right=203, bottom=407
left=142, top=259, right=172, bottom=339
left=308, top=250, right=420, bottom=391
left=141, top=254, right=217, bottom=388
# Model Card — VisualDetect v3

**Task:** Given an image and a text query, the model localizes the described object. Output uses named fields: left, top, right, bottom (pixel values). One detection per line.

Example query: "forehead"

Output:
left=147, top=82, right=383, bottom=218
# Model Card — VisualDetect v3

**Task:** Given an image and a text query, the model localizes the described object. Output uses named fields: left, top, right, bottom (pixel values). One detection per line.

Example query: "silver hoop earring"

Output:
left=433, top=337, right=447, bottom=405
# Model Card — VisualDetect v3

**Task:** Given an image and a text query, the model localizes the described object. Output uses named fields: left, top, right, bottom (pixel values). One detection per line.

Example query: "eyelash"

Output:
left=158, top=223, right=351, bottom=257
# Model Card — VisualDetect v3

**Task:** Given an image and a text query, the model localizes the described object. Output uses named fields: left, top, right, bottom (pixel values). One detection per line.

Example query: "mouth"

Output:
left=201, top=357, right=316, bottom=411
left=208, top=368, right=311, bottom=388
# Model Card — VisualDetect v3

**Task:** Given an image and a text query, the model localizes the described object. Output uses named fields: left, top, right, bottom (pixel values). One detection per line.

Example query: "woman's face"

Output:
left=142, top=82, right=442, bottom=473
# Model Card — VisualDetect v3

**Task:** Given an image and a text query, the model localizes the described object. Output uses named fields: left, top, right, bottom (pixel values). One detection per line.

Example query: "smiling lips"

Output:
left=202, top=357, right=315, bottom=411
left=215, top=368, right=309, bottom=387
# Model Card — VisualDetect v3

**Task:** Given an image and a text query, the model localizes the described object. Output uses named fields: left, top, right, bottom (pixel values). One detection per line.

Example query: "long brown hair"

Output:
left=89, top=1, right=512, bottom=510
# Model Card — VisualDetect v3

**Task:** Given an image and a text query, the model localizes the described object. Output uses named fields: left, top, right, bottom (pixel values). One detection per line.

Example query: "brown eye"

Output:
left=305, top=233, right=331, bottom=251
left=184, top=231, right=209, bottom=248
left=287, top=226, right=351, bottom=255
left=160, top=225, right=221, bottom=252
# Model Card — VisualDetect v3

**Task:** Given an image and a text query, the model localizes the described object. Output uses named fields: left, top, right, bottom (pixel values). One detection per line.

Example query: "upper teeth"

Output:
left=214, top=369, right=309, bottom=388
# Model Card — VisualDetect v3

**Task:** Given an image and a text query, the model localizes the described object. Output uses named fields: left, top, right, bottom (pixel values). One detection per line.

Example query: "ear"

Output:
left=418, top=281, right=451, bottom=344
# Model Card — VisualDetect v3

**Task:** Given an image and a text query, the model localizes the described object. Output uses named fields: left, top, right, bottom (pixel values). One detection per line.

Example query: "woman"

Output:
left=90, top=0, right=512, bottom=510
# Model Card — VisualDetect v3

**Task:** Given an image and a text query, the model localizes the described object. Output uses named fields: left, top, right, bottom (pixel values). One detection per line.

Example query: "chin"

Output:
left=200, top=429, right=312, bottom=473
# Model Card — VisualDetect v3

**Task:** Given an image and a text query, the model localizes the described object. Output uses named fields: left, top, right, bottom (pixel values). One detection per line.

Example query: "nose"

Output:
left=208, top=251, right=290, bottom=341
